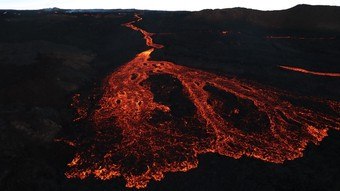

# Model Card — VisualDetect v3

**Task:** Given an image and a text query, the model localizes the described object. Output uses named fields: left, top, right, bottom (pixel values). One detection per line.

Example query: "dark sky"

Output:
left=1, top=0, right=340, bottom=10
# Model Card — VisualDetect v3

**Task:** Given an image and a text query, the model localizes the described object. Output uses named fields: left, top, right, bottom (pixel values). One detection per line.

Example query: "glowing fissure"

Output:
left=66, top=14, right=340, bottom=189
left=279, top=65, right=340, bottom=77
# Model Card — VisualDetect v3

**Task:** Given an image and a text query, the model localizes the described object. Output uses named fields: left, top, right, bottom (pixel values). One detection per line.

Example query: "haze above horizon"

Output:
left=1, top=0, right=340, bottom=11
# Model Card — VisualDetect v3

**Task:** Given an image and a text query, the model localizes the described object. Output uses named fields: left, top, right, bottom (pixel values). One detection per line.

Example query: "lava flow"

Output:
left=279, top=65, right=340, bottom=77
left=65, top=14, right=340, bottom=189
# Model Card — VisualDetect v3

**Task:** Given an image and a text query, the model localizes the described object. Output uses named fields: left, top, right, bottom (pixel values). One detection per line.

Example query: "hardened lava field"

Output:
left=65, top=14, right=340, bottom=189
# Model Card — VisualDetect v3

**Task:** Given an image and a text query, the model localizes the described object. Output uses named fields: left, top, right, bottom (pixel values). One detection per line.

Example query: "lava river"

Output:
left=65, top=14, right=340, bottom=189
left=279, top=65, right=340, bottom=77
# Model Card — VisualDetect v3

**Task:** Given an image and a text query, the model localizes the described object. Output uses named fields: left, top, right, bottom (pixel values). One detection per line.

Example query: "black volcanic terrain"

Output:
left=0, top=5, right=340, bottom=191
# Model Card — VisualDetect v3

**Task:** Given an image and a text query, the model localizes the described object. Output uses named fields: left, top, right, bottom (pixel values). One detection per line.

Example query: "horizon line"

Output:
left=0, top=4, right=339, bottom=12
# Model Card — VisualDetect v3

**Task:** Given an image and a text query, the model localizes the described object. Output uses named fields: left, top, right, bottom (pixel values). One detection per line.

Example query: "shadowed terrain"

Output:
left=0, top=5, right=339, bottom=191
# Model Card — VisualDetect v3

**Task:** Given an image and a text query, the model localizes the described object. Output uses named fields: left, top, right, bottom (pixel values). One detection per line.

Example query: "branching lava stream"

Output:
left=279, top=65, right=340, bottom=77
left=65, top=14, right=340, bottom=189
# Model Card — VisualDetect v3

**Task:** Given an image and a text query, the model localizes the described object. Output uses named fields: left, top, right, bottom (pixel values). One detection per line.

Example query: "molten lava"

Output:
left=65, top=14, right=340, bottom=189
left=279, top=65, right=340, bottom=77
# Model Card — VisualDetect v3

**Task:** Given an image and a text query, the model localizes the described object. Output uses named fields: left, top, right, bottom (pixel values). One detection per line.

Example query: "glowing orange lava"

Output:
left=66, top=14, right=340, bottom=189
left=279, top=65, right=340, bottom=77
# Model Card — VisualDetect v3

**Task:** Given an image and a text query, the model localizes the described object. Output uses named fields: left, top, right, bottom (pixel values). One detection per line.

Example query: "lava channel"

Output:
left=279, top=65, right=340, bottom=77
left=65, top=14, right=340, bottom=189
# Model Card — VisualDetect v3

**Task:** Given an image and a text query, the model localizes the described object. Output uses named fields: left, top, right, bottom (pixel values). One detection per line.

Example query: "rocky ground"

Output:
left=0, top=5, right=339, bottom=191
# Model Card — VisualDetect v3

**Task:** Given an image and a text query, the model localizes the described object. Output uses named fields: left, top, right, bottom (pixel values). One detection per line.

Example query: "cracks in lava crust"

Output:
left=65, top=14, right=340, bottom=189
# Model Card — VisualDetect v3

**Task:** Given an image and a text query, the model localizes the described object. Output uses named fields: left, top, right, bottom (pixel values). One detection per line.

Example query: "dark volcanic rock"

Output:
left=140, top=5, right=340, bottom=100
left=0, top=5, right=339, bottom=191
